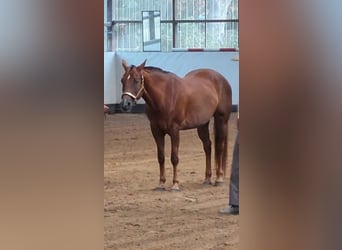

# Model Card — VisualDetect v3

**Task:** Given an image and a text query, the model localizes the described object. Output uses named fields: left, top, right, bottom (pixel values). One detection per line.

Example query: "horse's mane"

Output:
left=144, top=66, right=171, bottom=74
left=129, top=64, right=171, bottom=74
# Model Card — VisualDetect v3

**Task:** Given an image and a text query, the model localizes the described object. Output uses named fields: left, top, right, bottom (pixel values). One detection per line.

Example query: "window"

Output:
left=104, top=0, right=238, bottom=52
left=142, top=11, right=161, bottom=51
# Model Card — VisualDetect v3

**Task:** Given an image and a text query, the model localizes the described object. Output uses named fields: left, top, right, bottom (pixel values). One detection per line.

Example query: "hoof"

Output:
left=214, top=181, right=224, bottom=186
left=153, top=186, right=166, bottom=191
left=202, top=180, right=212, bottom=186
left=170, top=184, right=180, bottom=192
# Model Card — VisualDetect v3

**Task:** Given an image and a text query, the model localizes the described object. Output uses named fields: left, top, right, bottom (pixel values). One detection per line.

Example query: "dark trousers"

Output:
left=229, top=133, right=239, bottom=206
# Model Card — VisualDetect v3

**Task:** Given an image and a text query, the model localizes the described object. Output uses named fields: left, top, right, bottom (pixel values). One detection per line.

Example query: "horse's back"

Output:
left=185, top=68, right=231, bottom=97
left=185, top=68, right=230, bottom=88
left=185, top=69, right=232, bottom=116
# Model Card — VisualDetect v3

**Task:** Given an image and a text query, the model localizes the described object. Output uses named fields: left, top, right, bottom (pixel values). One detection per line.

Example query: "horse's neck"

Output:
left=142, top=73, right=167, bottom=111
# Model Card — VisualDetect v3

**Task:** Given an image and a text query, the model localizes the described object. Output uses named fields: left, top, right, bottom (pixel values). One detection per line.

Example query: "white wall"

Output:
left=104, top=51, right=239, bottom=105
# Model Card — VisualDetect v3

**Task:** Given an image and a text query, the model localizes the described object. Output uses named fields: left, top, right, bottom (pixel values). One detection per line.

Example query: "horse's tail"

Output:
left=214, top=115, right=229, bottom=178
left=213, top=73, right=232, bottom=179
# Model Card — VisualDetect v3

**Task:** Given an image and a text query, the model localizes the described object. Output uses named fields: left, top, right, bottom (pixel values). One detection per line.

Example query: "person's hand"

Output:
left=104, top=105, right=109, bottom=113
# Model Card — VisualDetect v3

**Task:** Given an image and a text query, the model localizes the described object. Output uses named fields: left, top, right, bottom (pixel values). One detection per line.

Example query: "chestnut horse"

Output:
left=120, top=60, right=232, bottom=190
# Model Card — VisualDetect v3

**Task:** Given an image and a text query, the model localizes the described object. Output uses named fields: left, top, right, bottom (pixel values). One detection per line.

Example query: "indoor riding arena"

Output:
left=104, top=1, right=239, bottom=249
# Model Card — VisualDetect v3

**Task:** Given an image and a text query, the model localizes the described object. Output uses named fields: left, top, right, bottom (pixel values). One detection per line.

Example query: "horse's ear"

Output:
left=122, top=60, right=129, bottom=71
left=137, top=59, right=147, bottom=71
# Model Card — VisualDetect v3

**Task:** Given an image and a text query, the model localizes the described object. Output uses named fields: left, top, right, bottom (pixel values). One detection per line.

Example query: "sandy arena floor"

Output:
left=104, top=112, right=239, bottom=250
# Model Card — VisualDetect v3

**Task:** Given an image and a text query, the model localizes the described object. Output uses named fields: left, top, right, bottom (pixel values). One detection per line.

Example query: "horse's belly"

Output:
left=180, top=122, right=209, bottom=130
left=179, top=113, right=212, bottom=130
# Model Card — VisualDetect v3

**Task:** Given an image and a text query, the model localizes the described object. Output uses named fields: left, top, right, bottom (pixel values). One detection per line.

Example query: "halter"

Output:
left=121, top=74, right=145, bottom=101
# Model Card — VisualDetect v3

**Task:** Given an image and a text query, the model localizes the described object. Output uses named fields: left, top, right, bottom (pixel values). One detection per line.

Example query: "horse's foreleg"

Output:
left=151, top=127, right=166, bottom=190
left=197, top=123, right=212, bottom=185
left=170, top=130, right=180, bottom=191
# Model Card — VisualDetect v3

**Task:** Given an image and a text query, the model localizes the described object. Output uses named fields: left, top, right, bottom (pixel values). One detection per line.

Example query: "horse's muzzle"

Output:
left=120, top=97, right=135, bottom=112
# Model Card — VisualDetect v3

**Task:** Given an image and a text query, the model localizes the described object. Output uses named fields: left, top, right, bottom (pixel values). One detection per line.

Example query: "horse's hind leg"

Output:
left=197, top=122, right=212, bottom=185
left=170, top=129, right=180, bottom=191
left=214, top=115, right=229, bottom=186
left=151, top=126, right=166, bottom=190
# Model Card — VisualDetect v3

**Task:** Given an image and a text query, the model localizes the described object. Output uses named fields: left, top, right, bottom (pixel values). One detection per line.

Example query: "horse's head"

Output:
left=120, top=59, right=146, bottom=112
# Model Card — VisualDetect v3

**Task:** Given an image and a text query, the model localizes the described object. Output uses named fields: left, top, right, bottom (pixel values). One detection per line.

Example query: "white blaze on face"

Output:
left=127, top=75, right=131, bottom=80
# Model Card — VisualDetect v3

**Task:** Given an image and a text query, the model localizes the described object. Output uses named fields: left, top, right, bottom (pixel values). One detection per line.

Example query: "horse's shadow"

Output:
left=151, top=180, right=225, bottom=192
